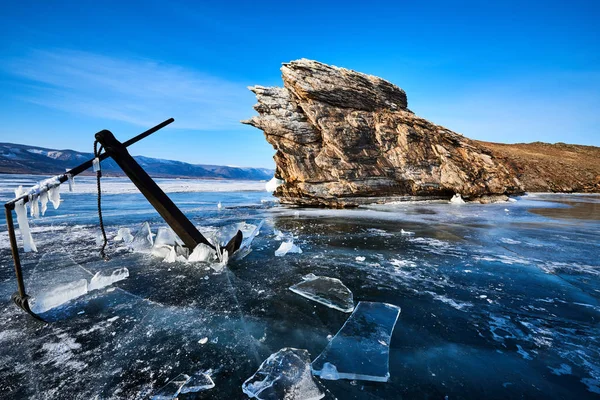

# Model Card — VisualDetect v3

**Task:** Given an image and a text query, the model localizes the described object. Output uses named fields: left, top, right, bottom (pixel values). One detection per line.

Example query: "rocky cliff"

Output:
left=243, top=59, right=599, bottom=207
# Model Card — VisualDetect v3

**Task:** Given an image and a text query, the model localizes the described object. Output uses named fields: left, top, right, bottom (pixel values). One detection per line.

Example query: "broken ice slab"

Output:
left=289, top=274, right=354, bottom=313
left=152, top=373, right=190, bottom=400
left=88, top=268, right=129, bottom=292
left=131, top=221, right=154, bottom=251
left=30, top=279, right=89, bottom=314
left=242, top=348, right=324, bottom=400
left=179, top=371, right=215, bottom=394
left=275, top=241, right=302, bottom=257
left=114, top=228, right=134, bottom=243
left=311, top=301, right=401, bottom=382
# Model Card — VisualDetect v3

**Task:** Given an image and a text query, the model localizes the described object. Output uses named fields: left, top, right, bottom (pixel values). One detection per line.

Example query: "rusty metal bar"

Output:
left=5, top=118, right=175, bottom=211
left=5, top=206, right=26, bottom=299
left=95, top=129, right=216, bottom=251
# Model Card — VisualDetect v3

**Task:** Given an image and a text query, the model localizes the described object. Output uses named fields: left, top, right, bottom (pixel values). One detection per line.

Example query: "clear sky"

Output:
left=0, top=0, right=598, bottom=168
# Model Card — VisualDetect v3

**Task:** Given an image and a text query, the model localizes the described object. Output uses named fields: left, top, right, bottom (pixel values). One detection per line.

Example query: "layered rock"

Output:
left=242, top=59, right=528, bottom=207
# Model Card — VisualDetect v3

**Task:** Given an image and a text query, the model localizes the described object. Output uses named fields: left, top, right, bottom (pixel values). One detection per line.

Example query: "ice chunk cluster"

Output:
left=242, top=348, right=324, bottom=400
left=140, top=221, right=262, bottom=267
left=311, top=301, right=401, bottom=382
left=289, top=274, right=354, bottom=313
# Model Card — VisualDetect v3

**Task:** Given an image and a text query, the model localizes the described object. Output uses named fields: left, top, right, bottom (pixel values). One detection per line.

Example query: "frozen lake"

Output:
left=0, top=174, right=599, bottom=399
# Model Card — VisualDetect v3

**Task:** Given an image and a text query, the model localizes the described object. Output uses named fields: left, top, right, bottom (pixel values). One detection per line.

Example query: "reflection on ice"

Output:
left=242, top=348, right=324, bottom=400
left=311, top=302, right=401, bottom=382
left=289, top=274, right=354, bottom=313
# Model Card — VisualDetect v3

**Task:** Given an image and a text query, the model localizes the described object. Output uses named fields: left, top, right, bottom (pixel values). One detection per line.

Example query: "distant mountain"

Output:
left=0, top=142, right=274, bottom=180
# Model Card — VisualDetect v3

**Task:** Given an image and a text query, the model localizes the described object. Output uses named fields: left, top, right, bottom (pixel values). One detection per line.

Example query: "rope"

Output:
left=94, top=140, right=109, bottom=261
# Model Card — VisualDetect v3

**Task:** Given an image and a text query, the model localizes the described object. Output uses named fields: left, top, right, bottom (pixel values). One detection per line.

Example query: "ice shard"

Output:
left=311, top=302, right=401, bottom=382
left=30, top=279, right=89, bottom=314
left=88, top=268, right=129, bottom=291
left=450, top=193, right=465, bottom=204
left=114, top=228, right=134, bottom=243
left=151, top=373, right=190, bottom=400
left=151, top=227, right=183, bottom=258
left=275, top=241, right=302, bottom=257
left=242, top=348, right=324, bottom=400
left=179, top=371, right=215, bottom=393
left=265, top=176, right=284, bottom=193
left=131, top=222, right=154, bottom=251
left=188, top=243, right=214, bottom=262
left=232, top=220, right=264, bottom=261
left=289, top=274, right=354, bottom=313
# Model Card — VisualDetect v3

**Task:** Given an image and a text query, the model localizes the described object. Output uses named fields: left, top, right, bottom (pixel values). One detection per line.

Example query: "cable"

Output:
left=94, top=140, right=109, bottom=261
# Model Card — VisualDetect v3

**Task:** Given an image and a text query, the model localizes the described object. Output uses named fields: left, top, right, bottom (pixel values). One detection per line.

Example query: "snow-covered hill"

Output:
left=0, top=143, right=274, bottom=180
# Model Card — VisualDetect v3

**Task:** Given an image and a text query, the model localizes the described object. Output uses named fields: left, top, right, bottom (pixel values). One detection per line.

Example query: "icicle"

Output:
left=14, top=187, right=37, bottom=252
left=48, top=184, right=61, bottom=209
left=29, top=194, right=40, bottom=218
left=39, top=191, right=49, bottom=215
left=92, top=157, right=101, bottom=172
left=66, top=172, right=74, bottom=192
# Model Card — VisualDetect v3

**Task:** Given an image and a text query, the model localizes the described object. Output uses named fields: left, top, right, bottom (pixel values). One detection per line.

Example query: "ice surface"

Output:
left=311, top=301, right=401, bottom=382
left=179, top=371, right=215, bottom=393
left=401, top=229, right=415, bottom=236
left=265, top=177, right=284, bottom=193
left=131, top=222, right=154, bottom=251
left=242, top=348, right=324, bottom=400
left=289, top=274, right=354, bottom=313
left=114, top=228, right=134, bottom=243
left=13, top=189, right=37, bottom=252
left=275, top=241, right=302, bottom=257
left=450, top=193, right=465, bottom=204
left=30, top=279, right=88, bottom=314
left=152, top=373, right=190, bottom=400
left=88, top=268, right=129, bottom=291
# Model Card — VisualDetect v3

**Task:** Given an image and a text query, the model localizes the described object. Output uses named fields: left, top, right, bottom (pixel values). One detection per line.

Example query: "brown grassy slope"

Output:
left=476, top=141, right=600, bottom=193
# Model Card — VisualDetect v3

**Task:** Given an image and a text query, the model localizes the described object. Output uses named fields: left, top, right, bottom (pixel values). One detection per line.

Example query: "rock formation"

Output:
left=243, top=59, right=598, bottom=207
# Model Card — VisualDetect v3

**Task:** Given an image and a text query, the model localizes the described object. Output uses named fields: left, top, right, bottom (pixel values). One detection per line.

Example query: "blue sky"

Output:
left=0, top=1, right=598, bottom=168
